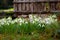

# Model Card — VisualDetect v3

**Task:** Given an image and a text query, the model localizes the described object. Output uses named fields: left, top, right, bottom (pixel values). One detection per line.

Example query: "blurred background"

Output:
left=0, top=0, right=13, bottom=9
left=0, top=0, right=14, bottom=18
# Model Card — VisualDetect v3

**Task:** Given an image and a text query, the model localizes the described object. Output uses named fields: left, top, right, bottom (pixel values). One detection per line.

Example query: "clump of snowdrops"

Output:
left=0, top=14, right=60, bottom=35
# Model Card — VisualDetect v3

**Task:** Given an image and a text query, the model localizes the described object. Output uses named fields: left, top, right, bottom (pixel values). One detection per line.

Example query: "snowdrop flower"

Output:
left=11, top=21, right=15, bottom=24
left=39, top=17, right=42, bottom=20
left=14, top=19, right=17, bottom=22
left=52, top=15, right=57, bottom=18
left=19, top=20, right=24, bottom=23
left=17, top=18, right=25, bottom=23
left=44, top=18, right=51, bottom=24
left=38, top=24, right=41, bottom=26
left=40, top=20, right=45, bottom=23
left=7, top=20, right=12, bottom=23
left=32, top=21, right=35, bottom=24
left=25, top=21, right=28, bottom=24
left=7, top=17, right=12, bottom=20
left=6, top=22, right=9, bottom=25
left=42, top=24, right=45, bottom=27
left=29, top=15, right=33, bottom=18
left=18, top=18, right=22, bottom=21
left=55, top=19, right=57, bottom=22
left=29, top=15, right=33, bottom=22
left=0, top=22, right=5, bottom=25
left=29, top=18, right=33, bottom=22
left=33, top=15, right=37, bottom=19
left=34, top=18, right=39, bottom=22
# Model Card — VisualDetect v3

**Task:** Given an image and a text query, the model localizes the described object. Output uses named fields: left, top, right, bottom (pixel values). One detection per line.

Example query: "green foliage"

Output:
left=0, top=15, right=60, bottom=40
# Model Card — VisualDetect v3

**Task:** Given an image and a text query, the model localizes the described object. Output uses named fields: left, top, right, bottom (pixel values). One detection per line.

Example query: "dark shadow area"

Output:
left=0, top=0, right=13, bottom=9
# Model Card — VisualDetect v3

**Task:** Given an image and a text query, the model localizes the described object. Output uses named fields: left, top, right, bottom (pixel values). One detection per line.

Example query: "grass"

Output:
left=0, top=15, right=60, bottom=40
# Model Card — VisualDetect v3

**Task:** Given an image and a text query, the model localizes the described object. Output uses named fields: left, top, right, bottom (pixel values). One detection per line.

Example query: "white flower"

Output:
left=32, top=21, right=35, bottom=23
left=25, top=21, right=28, bottom=24
left=11, top=21, right=15, bottom=24
left=44, top=18, right=51, bottom=24
left=40, top=20, right=45, bottom=23
left=42, top=24, right=45, bottom=27
left=38, top=24, right=41, bottom=26
left=29, top=15, right=33, bottom=18
left=14, top=19, right=18, bottom=22
left=55, top=19, right=57, bottom=21
left=7, top=17, right=12, bottom=20
left=34, top=18, right=39, bottom=21
left=52, top=15, right=56, bottom=18
left=0, top=22, right=4, bottom=25
left=34, top=16, right=36, bottom=18
left=6, top=22, right=9, bottom=25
